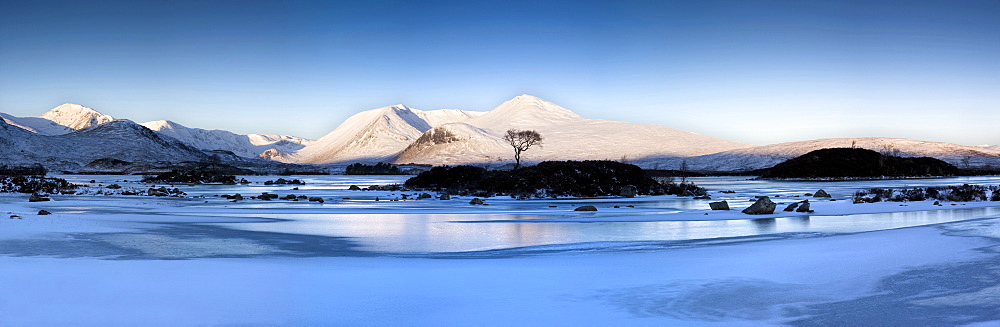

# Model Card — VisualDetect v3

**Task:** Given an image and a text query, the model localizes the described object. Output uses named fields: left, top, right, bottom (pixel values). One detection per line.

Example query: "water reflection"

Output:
left=211, top=206, right=1000, bottom=253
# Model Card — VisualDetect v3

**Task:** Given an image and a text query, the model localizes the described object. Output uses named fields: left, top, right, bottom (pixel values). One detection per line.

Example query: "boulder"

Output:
left=619, top=185, right=637, bottom=198
left=813, top=189, right=831, bottom=198
left=308, top=197, right=324, bottom=203
left=783, top=202, right=799, bottom=212
left=795, top=200, right=812, bottom=213
left=232, top=193, right=244, bottom=201
left=439, top=194, right=451, bottom=200
left=348, top=185, right=361, bottom=191
left=469, top=198, right=484, bottom=205
left=28, top=193, right=50, bottom=202
left=38, top=210, right=52, bottom=215
left=709, top=201, right=730, bottom=210
left=418, top=193, right=432, bottom=199
left=574, top=205, right=598, bottom=211
left=742, top=196, right=777, bottom=215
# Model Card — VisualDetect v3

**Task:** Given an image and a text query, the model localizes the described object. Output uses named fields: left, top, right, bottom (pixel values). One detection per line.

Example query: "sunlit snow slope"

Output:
left=141, top=120, right=315, bottom=160
left=393, top=95, right=753, bottom=167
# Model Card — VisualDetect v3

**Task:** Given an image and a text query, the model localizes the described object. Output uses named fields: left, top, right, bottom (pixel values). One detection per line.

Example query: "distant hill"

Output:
left=648, top=137, right=1000, bottom=171
left=756, top=148, right=959, bottom=179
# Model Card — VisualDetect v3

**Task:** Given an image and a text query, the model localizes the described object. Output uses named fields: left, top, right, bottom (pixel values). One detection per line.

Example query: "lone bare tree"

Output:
left=503, top=129, right=542, bottom=169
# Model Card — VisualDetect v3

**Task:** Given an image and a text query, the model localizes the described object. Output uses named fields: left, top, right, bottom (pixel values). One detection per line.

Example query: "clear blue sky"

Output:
left=1, top=0, right=998, bottom=146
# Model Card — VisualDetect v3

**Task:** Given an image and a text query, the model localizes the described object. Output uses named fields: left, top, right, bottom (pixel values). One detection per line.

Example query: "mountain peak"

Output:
left=39, top=103, right=115, bottom=130
left=472, top=94, right=581, bottom=128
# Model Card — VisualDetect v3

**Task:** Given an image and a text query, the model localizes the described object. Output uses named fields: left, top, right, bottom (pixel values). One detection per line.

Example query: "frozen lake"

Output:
left=6, top=174, right=999, bottom=256
left=4, top=174, right=1000, bottom=326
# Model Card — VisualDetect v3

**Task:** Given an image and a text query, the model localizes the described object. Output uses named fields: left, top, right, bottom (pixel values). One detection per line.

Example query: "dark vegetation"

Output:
left=0, top=176, right=76, bottom=194
left=756, top=148, right=959, bottom=179
left=264, top=178, right=305, bottom=185
left=405, top=160, right=705, bottom=197
left=854, top=184, right=1000, bottom=203
left=140, top=163, right=251, bottom=184
left=0, top=164, right=46, bottom=176
left=345, top=162, right=405, bottom=175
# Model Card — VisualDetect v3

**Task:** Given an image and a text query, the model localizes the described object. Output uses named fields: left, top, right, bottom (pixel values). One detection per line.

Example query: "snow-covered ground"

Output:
left=3, top=175, right=1000, bottom=325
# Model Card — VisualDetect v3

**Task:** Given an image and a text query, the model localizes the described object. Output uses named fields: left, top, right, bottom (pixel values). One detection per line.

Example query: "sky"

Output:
left=1, top=0, right=998, bottom=146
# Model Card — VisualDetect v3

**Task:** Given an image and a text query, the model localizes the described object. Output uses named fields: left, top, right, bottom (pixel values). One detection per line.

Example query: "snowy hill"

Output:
left=658, top=137, right=1000, bottom=171
left=38, top=103, right=115, bottom=131
left=0, top=118, right=209, bottom=170
left=0, top=103, right=113, bottom=135
left=293, top=105, right=483, bottom=164
left=140, top=120, right=315, bottom=160
left=394, top=95, right=752, bottom=167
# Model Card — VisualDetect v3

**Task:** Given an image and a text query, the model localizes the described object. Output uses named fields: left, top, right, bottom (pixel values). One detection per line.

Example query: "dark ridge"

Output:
left=756, top=148, right=958, bottom=179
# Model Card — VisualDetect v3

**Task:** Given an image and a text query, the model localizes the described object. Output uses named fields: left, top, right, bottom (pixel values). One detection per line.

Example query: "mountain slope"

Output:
left=0, top=112, right=73, bottom=135
left=0, top=119, right=210, bottom=170
left=294, top=105, right=483, bottom=164
left=394, top=95, right=752, bottom=167
left=141, top=120, right=315, bottom=160
left=668, top=137, right=1000, bottom=171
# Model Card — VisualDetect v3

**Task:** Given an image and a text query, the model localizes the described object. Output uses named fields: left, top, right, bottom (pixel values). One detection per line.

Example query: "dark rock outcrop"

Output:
left=709, top=201, right=730, bottom=210
left=742, top=196, right=776, bottom=215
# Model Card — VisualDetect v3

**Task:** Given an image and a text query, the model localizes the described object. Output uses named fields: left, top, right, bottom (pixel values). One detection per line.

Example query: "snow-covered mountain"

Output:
left=0, top=118, right=210, bottom=170
left=658, top=137, right=1000, bottom=171
left=140, top=120, right=315, bottom=160
left=393, top=95, right=752, bottom=167
left=292, top=105, right=483, bottom=164
left=1, top=103, right=315, bottom=161
left=38, top=103, right=115, bottom=131
left=1, top=103, right=113, bottom=135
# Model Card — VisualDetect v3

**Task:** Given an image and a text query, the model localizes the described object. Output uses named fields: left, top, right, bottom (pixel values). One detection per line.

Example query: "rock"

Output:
left=469, top=198, right=484, bottom=205
left=619, top=185, right=637, bottom=198
left=282, top=194, right=297, bottom=200
left=232, top=193, right=243, bottom=201
left=28, top=193, right=50, bottom=202
left=783, top=203, right=799, bottom=212
left=709, top=201, right=730, bottom=210
left=742, top=196, right=777, bottom=215
left=439, top=194, right=451, bottom=200
left=348, top=185, right=361, bottom=191
left=813, top=189, right=831, bottom=198
left=795, top=200, right=812, bottom=213
left=308, top=197, right=324, bottom=203
left=933, top=200, right=941, bottom=206
left=693, top=195, right=712, bottom=200
left=418, top=193, right=432, bottom=199
left=38, top=210, right=51, bottom=215
left=574, top=205, right=598, bottom=211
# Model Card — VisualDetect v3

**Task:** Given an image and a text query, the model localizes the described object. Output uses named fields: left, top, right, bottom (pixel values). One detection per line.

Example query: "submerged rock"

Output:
left=574, top=205, right=598, bottom=211
left=742, top=196, right=777, bottom=215
left=709, top=201, right=730, bottom=210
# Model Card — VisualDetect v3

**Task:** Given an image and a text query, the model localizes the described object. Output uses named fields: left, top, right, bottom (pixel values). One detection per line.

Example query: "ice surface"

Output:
left=3, top=175, right=1000, bottom=325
